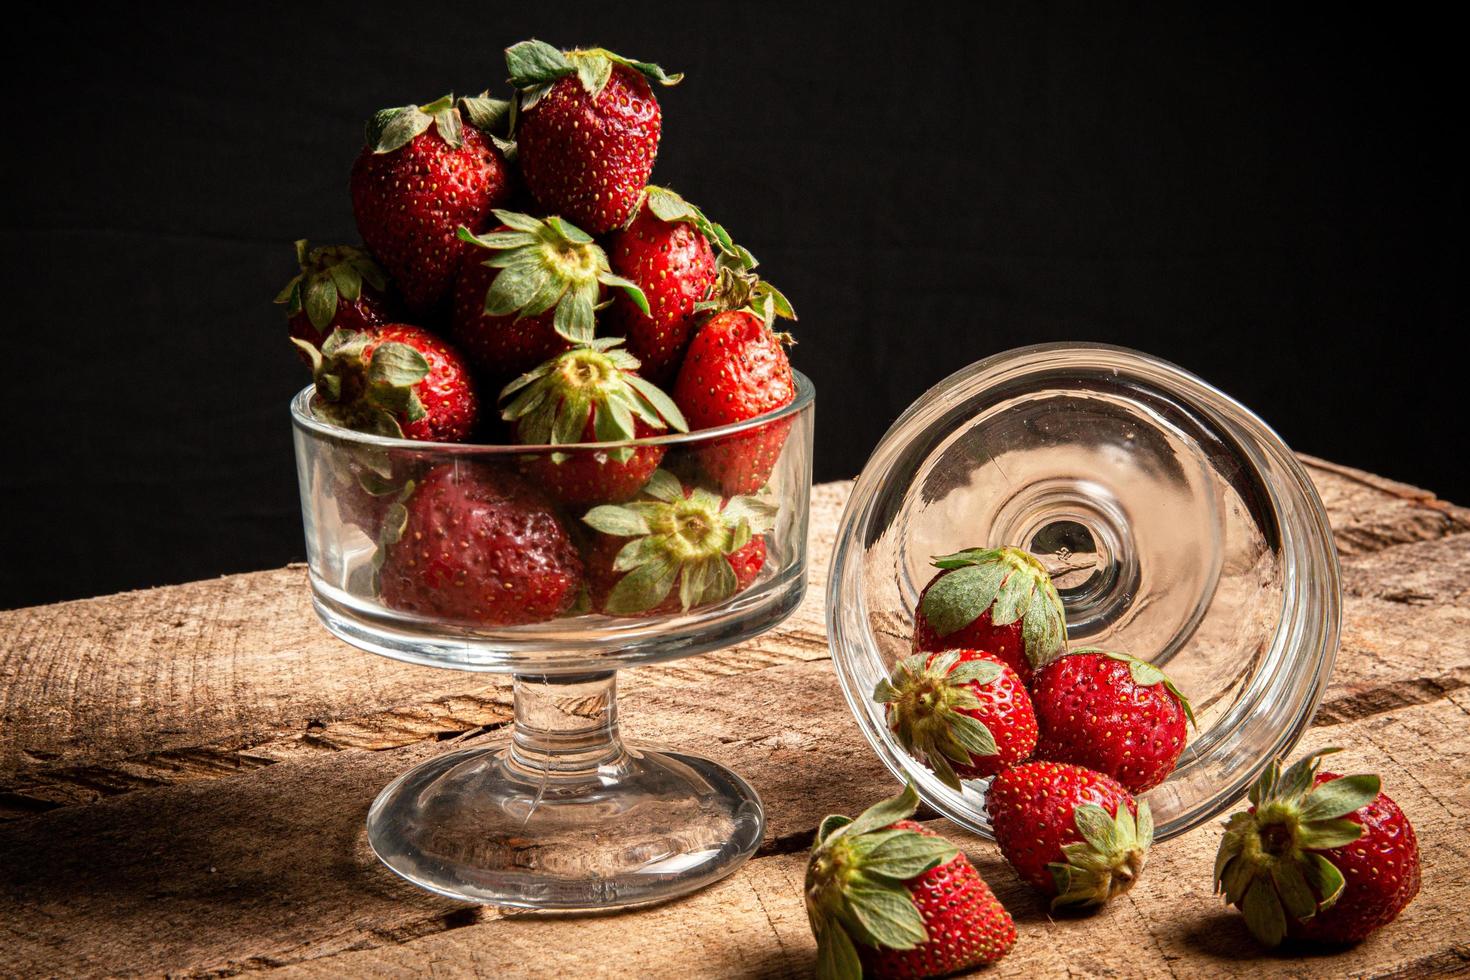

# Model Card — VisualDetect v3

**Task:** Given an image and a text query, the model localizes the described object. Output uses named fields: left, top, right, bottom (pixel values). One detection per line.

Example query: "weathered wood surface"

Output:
left=1, top=461, right=1467, bottom=978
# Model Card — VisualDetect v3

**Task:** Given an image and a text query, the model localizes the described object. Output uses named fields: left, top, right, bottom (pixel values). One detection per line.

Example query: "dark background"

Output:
left=1, top=4, right=1461, bottom=609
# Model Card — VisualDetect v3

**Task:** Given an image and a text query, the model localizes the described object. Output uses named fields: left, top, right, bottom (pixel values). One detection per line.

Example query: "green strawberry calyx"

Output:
left=499, top=339, right=688, bottom=463
left=275, top=240, right=387, bottom=337
left=293, top=328, right=428, bottom=438
left=365, top=95, right=467, bottom=154
left=919, top=546, right=1068, bottom=670
left=638, top=185, right=755, bottom=263
left=805, top=783, right=963, bottom=980
left=581, top=470, right=776, bottom=614
left=505, top=39, right=682, bottom=111
left=693, top=246, right=798, bottom=333
left=1049, top=798, right=1154, bottom=911
left=872, top=652, right=1005, bottom=791
left=1075, top=648, right=1198, bottom=728
left=457, top=90, right=516, bottom=161
left=457, top=211, right=649, bottom=344
left=1213, top=748, right=1380, bottom=948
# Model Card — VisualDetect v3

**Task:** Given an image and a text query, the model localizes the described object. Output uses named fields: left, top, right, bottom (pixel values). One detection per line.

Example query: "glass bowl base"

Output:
left=365, top=739, right=765, bottom=910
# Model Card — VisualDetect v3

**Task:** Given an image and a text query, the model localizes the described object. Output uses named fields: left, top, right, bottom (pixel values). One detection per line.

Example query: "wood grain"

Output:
left=0, top=462, right=1466, bottom=978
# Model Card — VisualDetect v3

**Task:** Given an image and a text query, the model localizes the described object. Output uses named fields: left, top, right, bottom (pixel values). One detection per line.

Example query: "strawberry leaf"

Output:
left=506, top=40, right=573, bottom=87
left=1242, top=877, right=1288, bottom=948
left=814, top=924, right=861, bottom=980
left=1270, top=860, right=1318, bottom=921
left=1299, top=774, right=1379, bottom=821
left=305, top=275, right=339, bottom=333
left=844, top=783, right=922, bottom=839
left=919, top=562, right=1006, bottom=637
left=605, top=552, right=679, bottom=614
left=1296, top=819, right=1365, bottom=850
left=1303, top=852, right=1347, bottom=910
left=582, top=505, right=650, bottom=538
left=844, top=884, right=927, bottom=951
left=459, top=92, right=511, bottom=132
left=858, top=833, right=959, bottom=882
left=815, top=814, right=853, bottom=850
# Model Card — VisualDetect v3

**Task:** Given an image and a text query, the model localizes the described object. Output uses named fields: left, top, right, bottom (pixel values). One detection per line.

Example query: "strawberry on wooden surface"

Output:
left=580, top=470, right=776, bottom=616
left=506, top=41, right=681, bottom=234
left=1214, top=748, right=1420, bottom=947
left=874, top=649, right=1038, bottom=788
left=350, top=96, right=512, bottom=315
left=987, top=760, right=1153, bottom=910
left=377, top=463, right=584, bottom=626
left=499, top=340, right=687, bottom=507
left=451, top=211, right=649, bottom=384
left=604, top=186, right=724, bottom=383
left=805, top=784, right=1016, bottom=980
left=910, top=546, right=1067, bottom=684
left=294, top=325, right=478, bottom=443
left=1031, top=649, right=1194, bottom=793
left=275, top=240, right=392, bottom=347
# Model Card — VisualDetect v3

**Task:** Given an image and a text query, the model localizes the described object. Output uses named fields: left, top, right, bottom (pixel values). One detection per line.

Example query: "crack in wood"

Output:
left=1313, top=670, right=1470, bottom=727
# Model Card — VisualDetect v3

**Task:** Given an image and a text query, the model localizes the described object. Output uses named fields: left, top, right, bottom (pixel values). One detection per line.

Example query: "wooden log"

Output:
left=0, top=462, right=1466, bottom=978
left=234, top=696, right=1470, bottom=979
left=4, top=463, right=1461, bottom=817
left=0, top=484, right=846, bottom=816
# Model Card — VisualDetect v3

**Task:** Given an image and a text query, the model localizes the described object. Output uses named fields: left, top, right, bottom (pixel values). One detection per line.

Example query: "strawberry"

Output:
left=910, top=546, right=1067, bottom=684
left=499, top=340, right=688, bottom=506
left=805, top=784, right=1016, bottom=980
left=604, top=187, right=721, bottom=383
left=873, top=649, right=1038, bottom=790
left=1214, top=748, right=1420, bottom=947
left=274, top=239, right=391, bottom=347
left=350, top=95, right=512, bottom=315
left=672, top=311, right=797, bottom=495
left=377, top=463, right=584, bottom=625
left=1031, top=649, right=1195, bottom=793
left=294, top=325, right=478, bottom=443
left=452, top=211, right=649, bottom=383
left=580, top=470, right=776, bottom=615
left=986, top=761, right=1152, bottom=909
left=505, top=41, right=682, bottom=234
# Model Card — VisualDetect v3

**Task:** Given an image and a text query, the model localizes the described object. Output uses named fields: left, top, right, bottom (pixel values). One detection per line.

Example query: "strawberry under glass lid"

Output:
left=826, top=342, right=1341, bottom=843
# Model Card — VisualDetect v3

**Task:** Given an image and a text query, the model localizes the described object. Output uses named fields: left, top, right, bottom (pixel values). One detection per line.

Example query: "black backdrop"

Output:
left=2, top=4, right=1461, bottom=609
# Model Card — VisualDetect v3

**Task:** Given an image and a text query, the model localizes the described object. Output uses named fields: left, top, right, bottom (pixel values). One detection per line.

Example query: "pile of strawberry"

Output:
left=277, top=41, right=800, bottom=625
left=806, top=546, right=1421, bottom=979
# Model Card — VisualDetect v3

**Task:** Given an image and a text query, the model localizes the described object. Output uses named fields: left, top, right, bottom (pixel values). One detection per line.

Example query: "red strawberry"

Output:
left=873, top=649, right=1037, bottom=789
left=452, top=211, right=649, bottom=383
left=294, top=325, right=478, bottom=443
left=505, top=41, right=682, bottom=234
left=1031, top=649, right=1195, bottom=793
left=580, top=470, right=775, bottom=616
left=805, top=784, right=1015, bottom=980
left=604, top=187, right=720, bottom=382
left=377, top=463, right=584, bottom=625
left=350, top=96, right=512, bottom=314
left=911, top=546, right=1067, bottom=684
left=275, top=240, right=392, bottom=348
left=1215, top=749, right=1420, bottom=947
left=499, top=340, right=687, bottom=506
left=673, top=311, right=797, bottom=495
left=987, top=761, right=1152, bottom=909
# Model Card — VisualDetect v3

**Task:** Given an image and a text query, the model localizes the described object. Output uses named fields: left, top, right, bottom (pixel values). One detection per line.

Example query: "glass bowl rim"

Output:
left=824, top=340, right=1342, bottom=842
left=289, top=370, right=815, bottom=453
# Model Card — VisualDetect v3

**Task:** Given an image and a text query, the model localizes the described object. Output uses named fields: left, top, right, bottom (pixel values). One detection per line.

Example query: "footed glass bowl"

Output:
left=291, top=374, right=813, bottom=909
left=827, top=344, right=1339, bottom=841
